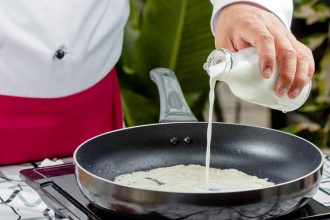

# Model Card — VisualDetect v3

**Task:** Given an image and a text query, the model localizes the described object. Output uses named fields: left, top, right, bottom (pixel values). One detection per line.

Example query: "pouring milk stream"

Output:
left=203, top=47, right=311, bottom=190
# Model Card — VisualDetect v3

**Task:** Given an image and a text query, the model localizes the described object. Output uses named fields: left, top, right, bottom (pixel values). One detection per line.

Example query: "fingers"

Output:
left=289, top=52, right=308, bottom=98
left=213, top=3, right=315, bottom=100
left=240, top=20, right=313, bottom=98
left=239, top=23, right=276, bottom=79
left=274, top=32, right=314, bottom=98
left=273, top=33, right=297, bottom=97
left=287, top=42, right=311, bottom=98
left=302, top=44, right=315, bottom=84
left=215, top=33, right=252, bottom=53
left=214, top=32, right=236, bottom=51
left=214, top=3, right=276, bottom=79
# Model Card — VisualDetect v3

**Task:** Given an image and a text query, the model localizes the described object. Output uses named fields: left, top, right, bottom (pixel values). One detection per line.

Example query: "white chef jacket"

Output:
left=0, top=0, right=292, bottom=98
left=210, top=0, right=293, bottom=33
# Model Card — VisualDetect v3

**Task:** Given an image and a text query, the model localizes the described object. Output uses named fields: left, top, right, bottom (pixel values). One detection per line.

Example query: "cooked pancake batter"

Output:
left=114, top=164, right=274, bottom=192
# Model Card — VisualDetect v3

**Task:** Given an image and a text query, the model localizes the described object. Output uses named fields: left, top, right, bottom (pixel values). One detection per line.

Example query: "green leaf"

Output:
left=300, top=32, right=327, bottom=50
left=119, top=0, right=214, bottom=126
left=121, top=88, right=159, bottom=126
left=282, top=122, right=325, bottom=147
left=294, top=0, right=316, bottom=6
left=294, top=1, right=330, bottom=25
left=299, top=103, right=324, bottom=112
left=291, top=0, right=330, bottom=149
left=282, top=122, right=320, bottom=134
left=319, top=49, right=330, bottom=96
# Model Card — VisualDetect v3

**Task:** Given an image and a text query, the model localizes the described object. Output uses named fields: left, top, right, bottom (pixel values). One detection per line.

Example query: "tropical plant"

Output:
left=283, top=0, right=330, bottom=152
left=117, top=0, right=216, bottom=126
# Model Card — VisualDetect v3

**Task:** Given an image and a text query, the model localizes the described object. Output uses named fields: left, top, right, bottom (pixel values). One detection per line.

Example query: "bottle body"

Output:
left=204, top=47, right=311, bottom=112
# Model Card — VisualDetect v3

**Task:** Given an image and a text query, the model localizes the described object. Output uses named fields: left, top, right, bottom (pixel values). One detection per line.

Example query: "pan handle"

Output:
left=150, top=68, right=197, bottom=123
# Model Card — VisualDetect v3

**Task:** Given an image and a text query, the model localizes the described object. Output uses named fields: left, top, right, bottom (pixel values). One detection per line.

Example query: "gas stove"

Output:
left=20, top=163, right=330, bottom=220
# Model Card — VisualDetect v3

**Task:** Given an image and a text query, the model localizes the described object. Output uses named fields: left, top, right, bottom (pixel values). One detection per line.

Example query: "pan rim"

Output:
left=73, top=121, right=324, bottom=195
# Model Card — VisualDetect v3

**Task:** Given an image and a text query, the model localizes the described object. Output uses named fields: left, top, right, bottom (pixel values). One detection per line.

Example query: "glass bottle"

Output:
left=203, top=47, right=311, bottom=112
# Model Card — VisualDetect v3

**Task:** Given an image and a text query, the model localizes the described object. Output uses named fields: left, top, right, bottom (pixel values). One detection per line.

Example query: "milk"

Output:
left=205, top=47, right=311, bottom=112
left=203, top=47, right=311, bottom=190
left=205, top=78, right=216, bottom=189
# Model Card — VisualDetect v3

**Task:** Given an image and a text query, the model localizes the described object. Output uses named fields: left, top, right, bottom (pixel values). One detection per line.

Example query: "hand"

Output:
left=214, top=3, right=315, bottom=99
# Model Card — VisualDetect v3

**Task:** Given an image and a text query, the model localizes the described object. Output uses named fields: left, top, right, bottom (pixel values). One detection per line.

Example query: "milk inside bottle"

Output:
left=203, top=47, right=311, bottom=112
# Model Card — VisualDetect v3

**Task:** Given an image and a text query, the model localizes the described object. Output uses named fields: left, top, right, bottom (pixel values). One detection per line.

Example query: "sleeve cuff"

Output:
left=210, top=0, right=293, bottom=36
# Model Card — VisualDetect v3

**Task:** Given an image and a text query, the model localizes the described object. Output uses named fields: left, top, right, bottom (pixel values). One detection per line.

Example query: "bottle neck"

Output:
left=204, top=48, right=236, bottom=81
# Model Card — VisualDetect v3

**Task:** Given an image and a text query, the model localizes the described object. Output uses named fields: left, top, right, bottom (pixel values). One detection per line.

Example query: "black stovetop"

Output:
left=19, top=163, right=330, bottom=220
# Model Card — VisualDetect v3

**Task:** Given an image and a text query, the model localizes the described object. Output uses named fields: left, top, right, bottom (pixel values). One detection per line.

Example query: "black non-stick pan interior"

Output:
left=75, top=122, right=322, bottom=185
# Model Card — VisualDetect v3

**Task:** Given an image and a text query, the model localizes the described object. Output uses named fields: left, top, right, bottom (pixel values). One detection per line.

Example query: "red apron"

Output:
left=0, top=68, right=123, bottom=165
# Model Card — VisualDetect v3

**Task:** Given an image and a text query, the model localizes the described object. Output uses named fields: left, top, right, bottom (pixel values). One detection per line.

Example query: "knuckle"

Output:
left=309, top=65, right=315, bottom=75
left=281, top=48, right=296, bottom=59
left=294, top=76, right=306, bottom=87
left=241, top=19, right=254, bottom=28
left=296, top=50, right=309, bottom=62
left=302, top=44, right=313, bottom=58
left=301, top=49, right=315, bottom=75
left=259, top=33, right=274, bottom=43
left=306, top=46, right=313, bottom=56
left=281, top=73, right=295, bottom=84
left=264, top=52, right=276, bottom=62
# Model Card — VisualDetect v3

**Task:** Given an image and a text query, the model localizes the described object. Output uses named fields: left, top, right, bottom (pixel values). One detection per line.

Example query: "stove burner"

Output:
left=20, top=163, right=330, bottom=220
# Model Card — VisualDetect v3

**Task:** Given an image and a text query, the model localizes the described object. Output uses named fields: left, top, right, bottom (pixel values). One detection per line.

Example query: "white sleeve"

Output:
left=210, top=0, right=293, bottom=35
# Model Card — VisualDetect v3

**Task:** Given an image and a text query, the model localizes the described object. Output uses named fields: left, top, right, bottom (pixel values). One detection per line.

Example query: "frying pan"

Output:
left=74, top=68, right=323, bottom=220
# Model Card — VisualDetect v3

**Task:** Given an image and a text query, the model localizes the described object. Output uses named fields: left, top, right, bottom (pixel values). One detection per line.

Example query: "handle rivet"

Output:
left=170, top=137, right=179, bottom=145
left=184, top=136, right=192, bottom=144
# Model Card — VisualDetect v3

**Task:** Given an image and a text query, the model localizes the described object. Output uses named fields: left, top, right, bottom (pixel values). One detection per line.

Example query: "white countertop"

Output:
left=0, top=156, right=329, bottom=220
